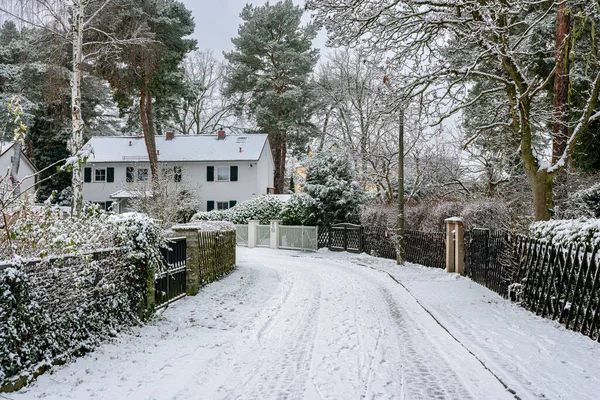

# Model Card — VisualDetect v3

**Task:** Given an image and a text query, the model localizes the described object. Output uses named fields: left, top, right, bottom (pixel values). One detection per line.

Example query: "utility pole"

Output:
left=397, top=107, right=405, bottom=265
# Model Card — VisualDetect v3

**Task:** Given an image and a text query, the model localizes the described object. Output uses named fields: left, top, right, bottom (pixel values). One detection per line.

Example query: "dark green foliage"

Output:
left=303, top=151, right=367, bottom=225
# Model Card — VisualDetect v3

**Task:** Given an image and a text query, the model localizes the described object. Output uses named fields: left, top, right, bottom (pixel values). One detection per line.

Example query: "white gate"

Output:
left=256, top=225, right=271, bottom=247
left=235, top=225, right=248, bottom=246
left=279, top=226, right=318, bottom=251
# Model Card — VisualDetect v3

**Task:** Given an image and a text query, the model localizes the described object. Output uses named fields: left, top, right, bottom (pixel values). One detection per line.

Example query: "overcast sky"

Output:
left=180, top=0, right=328, bottom=59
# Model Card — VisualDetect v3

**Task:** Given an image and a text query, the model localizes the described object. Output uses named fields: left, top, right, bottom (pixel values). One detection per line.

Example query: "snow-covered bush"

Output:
left=303, top=151, right=367, bottom=224
left=279, top=193, right=321, bottom=226
left=1, top=204, right=166, bottom=266
left=530, top=218, right=600, bottom=248
left=173, top=220, right=236, bottom=232
left=558, top=183, right=600, bottom=219
left=361, top=203, right=397, bottom=231
left=191, top=195, right=284, bottom=224
left=460, top=200, right=511, bottom=230
left=419, top=202, right=464, bottom=232
left=0, top=205, right=167, bottom=389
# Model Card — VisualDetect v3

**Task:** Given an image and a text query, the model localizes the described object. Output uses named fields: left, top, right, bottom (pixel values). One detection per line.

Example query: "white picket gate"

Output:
left=235, top=221, right=317, bottom=252
left=279, top=226, right=318, bottom=251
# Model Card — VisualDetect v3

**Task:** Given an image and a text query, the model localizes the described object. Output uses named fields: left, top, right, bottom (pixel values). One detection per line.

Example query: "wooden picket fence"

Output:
left=513, top=236, right=600, bottom=341
left=197, top=230, right=237, bottom=285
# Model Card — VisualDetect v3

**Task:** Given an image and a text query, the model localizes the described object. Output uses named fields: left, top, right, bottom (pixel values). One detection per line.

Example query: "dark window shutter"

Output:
left=230, top=166, right=238, bottom=181
left=207, top=166, right=214, bottom=181
left=207, top=200, right=215, bottom=211
left=106, top=167, right=114, bottom=182
left=229, top=200, right=237, bottom=208
left=84, top=167, right=92, bottom=183
left=105, top=201, right=113, bottom=211
left=126, top=167, right=134, bottom=182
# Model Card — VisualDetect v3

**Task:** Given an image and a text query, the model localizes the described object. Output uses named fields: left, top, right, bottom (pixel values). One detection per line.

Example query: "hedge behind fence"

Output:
left=0, top=249, right=150, bottom=391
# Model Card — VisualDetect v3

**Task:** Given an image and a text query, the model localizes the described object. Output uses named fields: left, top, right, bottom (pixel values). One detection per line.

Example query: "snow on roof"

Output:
left=110, top=190, right=152, bottom=199
left=84, top=134, right=269, bottom=163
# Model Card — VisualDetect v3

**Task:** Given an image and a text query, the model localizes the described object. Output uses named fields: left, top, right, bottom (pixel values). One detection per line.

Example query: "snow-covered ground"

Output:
left=7, top=247, right=600, bottom=400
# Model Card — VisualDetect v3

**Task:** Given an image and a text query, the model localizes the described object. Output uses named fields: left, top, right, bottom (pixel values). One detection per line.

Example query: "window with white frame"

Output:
left=217, top=167, right=229, bottom=181
left=94, top=168, right=106, bottom=182
left=137, top=168, right=149, bottom=181
left=216, top=201, right=229, bottom=210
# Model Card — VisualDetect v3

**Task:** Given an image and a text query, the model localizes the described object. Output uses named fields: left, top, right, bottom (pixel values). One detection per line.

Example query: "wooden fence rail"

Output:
left=198, top=230, right=236, bottom=285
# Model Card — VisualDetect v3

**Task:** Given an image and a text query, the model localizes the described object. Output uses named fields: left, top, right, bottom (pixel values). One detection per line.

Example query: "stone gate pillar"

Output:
left=444, top=217, right=465, bottom=275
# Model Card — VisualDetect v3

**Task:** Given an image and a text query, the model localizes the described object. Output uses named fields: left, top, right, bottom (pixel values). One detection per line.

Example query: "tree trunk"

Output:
left=397, top=108, right=405, bottom=265
left=318, top=106, right=332, bottom=151
left=552, top=0, right=571, bottom=163
left=69, top=0, right=85, bottom=214
left=276, top=132, right=287, bottom=194
left=270, top=131, right=280, bottom=193
left=528, top=169, right=553, bottom=221
left=9, top=140, right=21, bottom=197
left=140, top=89, right=159, bottom=183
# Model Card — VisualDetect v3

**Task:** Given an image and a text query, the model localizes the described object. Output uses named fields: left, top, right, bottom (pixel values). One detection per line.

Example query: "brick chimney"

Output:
left=217, top=129, right=226, bottom=140
left=166, top=131, right=175, bottom=140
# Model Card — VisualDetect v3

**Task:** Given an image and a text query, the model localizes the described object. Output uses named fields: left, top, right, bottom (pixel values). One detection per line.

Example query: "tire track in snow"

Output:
left=220, top=265, right=322, bottom=400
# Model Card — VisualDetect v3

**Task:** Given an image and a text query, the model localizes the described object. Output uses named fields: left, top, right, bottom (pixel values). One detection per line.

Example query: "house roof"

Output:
left=84, top=134, right=270, bottom=163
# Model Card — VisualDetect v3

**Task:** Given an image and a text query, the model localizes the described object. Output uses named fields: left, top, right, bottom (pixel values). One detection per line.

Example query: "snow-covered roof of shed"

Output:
left=84, top=134, right=269, bottom=163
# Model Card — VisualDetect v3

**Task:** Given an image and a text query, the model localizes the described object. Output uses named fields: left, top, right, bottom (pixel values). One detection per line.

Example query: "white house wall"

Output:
left=0, top=152, right=36, bottom=189
left=82, top=159, right=270, bottom=211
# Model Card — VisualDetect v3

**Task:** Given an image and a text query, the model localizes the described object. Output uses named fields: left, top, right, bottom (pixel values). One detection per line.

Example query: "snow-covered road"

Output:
left=8, top=247, right=600, bottom=400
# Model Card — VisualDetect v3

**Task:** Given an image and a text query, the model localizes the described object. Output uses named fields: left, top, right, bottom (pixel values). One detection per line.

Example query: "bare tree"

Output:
left=307, top=0, right=600, bottom=220
left=175, top=50, right=247, bottom=135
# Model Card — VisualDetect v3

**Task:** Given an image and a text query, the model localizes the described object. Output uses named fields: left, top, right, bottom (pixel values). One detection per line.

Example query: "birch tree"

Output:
left=307, top=0, right=600, bottom=220
left=0, top=0, right=153, bottom=213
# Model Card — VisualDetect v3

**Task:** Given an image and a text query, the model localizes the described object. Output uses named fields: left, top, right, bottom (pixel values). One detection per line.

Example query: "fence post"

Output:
left=248, top=220, right=258, bottom=248
left=454, top=219, right=465, bottom=275
left=343, top=225, right=348, bottom=251
left=270, top=220, right=281, bottom=249
left=172, top=225, right=200, bottom=295
left=444, top=217, right=465, bottom=275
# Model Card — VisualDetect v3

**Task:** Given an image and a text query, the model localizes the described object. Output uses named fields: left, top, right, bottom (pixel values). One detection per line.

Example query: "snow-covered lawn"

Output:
left=7, top=248, right=600, bottom=400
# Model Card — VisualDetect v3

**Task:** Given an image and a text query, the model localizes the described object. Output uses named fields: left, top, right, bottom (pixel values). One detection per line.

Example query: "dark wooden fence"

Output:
left=465, top=229, right=513, bottom=296
left=155, top=237, right=187, bottom=308
left=463, top=230, right=600, bottom=341
left=318, top=224, right=446, bottom=269
left=198, top=230, right=236, bottom=285
left=405, top=230, right=446, bottom=269
left=513, top=237, right=600, bottom=340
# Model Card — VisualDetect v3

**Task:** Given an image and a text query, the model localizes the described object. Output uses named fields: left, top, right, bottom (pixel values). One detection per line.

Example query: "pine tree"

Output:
left=224, top=0, right=319, bottom=193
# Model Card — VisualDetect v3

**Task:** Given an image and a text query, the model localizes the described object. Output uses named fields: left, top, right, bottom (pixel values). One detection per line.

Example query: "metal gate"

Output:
left=329, top=223, right=363, bottom=253
left=155, top=237, right=187, bottom=308
left=279, top=226, right=318, bottom=251
left=235, top=225, right=249, bottom=246
left=256, top=225, right=271, bottom=247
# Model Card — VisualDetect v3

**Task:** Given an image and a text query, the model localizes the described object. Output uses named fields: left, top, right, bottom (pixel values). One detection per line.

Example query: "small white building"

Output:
left=82, top=131, right=275, bottom=213
left=0, top=141, right=37, bottom=194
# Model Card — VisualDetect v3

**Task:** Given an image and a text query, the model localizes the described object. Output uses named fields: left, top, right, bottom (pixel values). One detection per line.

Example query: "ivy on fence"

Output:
left=0, top=249, right=149, bottom=391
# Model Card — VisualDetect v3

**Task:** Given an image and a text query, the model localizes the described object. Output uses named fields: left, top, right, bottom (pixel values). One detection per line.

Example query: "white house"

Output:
left=81, top=131, right=275, bottom=213
left=0, top=141, right=37, bottom=195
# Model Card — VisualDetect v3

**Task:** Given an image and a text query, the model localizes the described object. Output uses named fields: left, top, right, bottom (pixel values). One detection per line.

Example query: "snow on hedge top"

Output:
left=172, top=221, right=235, bottom=232
left=530, top=218, right=600, bottom=247
left=83, top=134, right=269, bottom=162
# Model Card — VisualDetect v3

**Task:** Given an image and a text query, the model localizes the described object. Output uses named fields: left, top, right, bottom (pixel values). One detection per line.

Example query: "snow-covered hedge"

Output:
left=191, top=195, right=284, bottom=224
left=0, top=206, right=167, bottom=390
left=278, top=193, right=321, bottom=226
left=530, top=218, right=600, bottom=248
left=559, top=183, right=600, bottom=219
left=2, top=205, right=166, bottom=267
left=172, top=220, right=236, bottom=232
